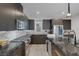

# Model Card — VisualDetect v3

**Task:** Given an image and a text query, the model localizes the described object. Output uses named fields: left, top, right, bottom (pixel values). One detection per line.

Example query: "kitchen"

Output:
left=0, top=3, right=79, bottom=56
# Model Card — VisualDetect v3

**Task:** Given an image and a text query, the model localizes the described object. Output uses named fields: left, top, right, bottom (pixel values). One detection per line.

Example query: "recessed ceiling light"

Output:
left=62, top=12, right=65, bottom=15
left=36, top=11, right=40, bottom=15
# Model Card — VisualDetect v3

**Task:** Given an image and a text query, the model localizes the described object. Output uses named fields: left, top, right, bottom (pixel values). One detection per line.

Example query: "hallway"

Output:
left=28, top=44, right=49, bottom=56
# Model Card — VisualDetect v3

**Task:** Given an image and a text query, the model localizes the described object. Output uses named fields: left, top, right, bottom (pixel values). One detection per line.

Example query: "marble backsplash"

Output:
left=0, top=30, right=31, bottom=41
left=0, top=30, right=49, bottom=41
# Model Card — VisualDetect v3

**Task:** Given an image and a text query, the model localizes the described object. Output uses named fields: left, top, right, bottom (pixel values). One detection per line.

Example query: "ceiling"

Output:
left=21, top=3, right=79, bottom=20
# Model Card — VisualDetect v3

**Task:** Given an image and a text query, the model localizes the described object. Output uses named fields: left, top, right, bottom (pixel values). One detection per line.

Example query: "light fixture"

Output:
left=36, top=11, right=40, bottom=15
left=66, top=3, right=71, bottom=17
left=67, top=13, right=71, bottom=16
left=62, top=12, right=65, bottom=15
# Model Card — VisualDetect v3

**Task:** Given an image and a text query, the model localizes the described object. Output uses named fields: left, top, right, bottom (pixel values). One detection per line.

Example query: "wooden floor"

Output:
left=27, top=44, right=49, bottom=56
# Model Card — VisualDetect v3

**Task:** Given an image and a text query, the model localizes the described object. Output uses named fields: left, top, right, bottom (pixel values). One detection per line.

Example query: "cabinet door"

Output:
left=63, top=20, right=71, bottom=30
left=29, top=20, right=34, bottom=30
left=26, top=44, right=31, bottom=56
left=15, top=42, right=25, bottom=56
left=47, top=40, right=52, bottom=56
left=43, top=20, right=50, bottom=30
left=15, top=47, right=22, bottom=56
left=52, top=44, right=64, bottom=56
left=31, top=35, right=46, bottom=44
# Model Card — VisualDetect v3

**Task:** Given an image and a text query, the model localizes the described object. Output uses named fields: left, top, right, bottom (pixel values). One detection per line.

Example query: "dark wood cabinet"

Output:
left=7, top=42, right=25, bottom=56
left=52, top=44, right=64, bottom=56
left=0, top=3, right=29, bottom=31
left=43, top=20, right=50, bottom=30
left=31, top=35, right=47, bottom=44
left=52, top=19, right=63, bottom=25
left=29, top=20, right=34, bottom=30
left=63, top=20, right=71, bottom=30
left=52, top=19, right=71, bottom=30
left=15, top=46, right=22, bottom=56
left=46, top=39, right=64, bottom=56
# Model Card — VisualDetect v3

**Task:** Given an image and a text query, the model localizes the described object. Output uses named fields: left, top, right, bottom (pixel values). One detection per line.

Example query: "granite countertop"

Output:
left=0, top=41, right=23, bottom=56
left=0, top=34, right=31, bottom=56
left=7, top=41, right=22, bottom=51
left=48, top=38, right=79, bottom=56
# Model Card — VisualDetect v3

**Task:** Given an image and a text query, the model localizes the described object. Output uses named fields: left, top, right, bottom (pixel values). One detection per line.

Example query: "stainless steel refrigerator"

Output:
left=53, top=25, right=64, bottom=38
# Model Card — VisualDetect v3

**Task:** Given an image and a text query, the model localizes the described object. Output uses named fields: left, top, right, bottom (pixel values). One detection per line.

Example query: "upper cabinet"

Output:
left=29, top=20, right=34, bottom=30
left=0, top=3, right=29, bottom=31
left=63, top=19, right=71, bottom=30
left=52, top=19, right=71, bottom=30
left=43, top=20, right=50, bottom=30
left=52, top=20, right=63, bottom=25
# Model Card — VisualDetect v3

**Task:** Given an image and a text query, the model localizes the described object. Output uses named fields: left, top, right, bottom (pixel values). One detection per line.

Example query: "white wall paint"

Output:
left=71, top=15, right=79, bottom=43
left=22, top=3, right=67, bottom=19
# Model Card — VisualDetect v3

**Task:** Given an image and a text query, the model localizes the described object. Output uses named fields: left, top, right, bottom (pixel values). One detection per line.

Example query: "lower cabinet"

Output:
left=25, top=45, right=31, bottom=56
left=52, top=44, right=64, bottom=56
left=15, top=46, right=23, bottom=56
left=46, top=39, right=64, bottom=56
left=31, top=35, right=47, bottom=44
left=15, top=41, right=31, bottom=56
left=46, top=39, right=52, bottom=56
left=15, top=42, right=26, bottom=56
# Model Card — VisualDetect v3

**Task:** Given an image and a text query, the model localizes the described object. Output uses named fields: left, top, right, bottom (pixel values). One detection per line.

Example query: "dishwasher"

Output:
left=46, top=39, right=52, bottom=56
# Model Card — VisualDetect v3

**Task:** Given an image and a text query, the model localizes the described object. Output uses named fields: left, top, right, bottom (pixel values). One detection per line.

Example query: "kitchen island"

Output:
left=47, top=38, right=79, bottom=56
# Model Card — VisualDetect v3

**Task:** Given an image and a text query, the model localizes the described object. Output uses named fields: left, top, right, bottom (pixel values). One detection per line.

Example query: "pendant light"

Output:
left=66, top=3, right=71, bottom=17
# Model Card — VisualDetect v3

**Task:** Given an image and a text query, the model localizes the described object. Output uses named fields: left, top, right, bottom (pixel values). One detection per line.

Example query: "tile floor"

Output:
left=27, top=44, right=49, bottom=56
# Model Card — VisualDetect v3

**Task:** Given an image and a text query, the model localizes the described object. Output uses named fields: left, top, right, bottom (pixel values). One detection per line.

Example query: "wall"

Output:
left=0, top=3, right=28, bottom=31
left=71, top=15, right=79, bottom=43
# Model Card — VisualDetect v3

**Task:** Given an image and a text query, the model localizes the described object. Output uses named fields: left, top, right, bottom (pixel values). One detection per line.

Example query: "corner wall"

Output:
left=71, top=15, right=79, bottom=43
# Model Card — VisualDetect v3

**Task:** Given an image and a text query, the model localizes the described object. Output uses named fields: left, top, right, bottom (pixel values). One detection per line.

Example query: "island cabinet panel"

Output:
left=15, top=42, right=25, bottom=56
left=15, top=46, right=23, bottom=56
left=52, top=44, right=64, bottom=56
left=31, top=35, right=47, bottom=44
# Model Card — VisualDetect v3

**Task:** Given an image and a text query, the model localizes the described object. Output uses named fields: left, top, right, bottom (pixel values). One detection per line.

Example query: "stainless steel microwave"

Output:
left=16, top=19, right=26, bottom=30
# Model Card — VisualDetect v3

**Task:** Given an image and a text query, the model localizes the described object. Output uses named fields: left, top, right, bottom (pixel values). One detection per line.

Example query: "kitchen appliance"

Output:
left=46, top=39, right=52, bottom=56
left=66, top=3, right=71, bottom=17
left=15, top=16, right=29, bottom=30
left=16, top=19, right=26, bottom=30
left=53, top=25, right=64, bottom=38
